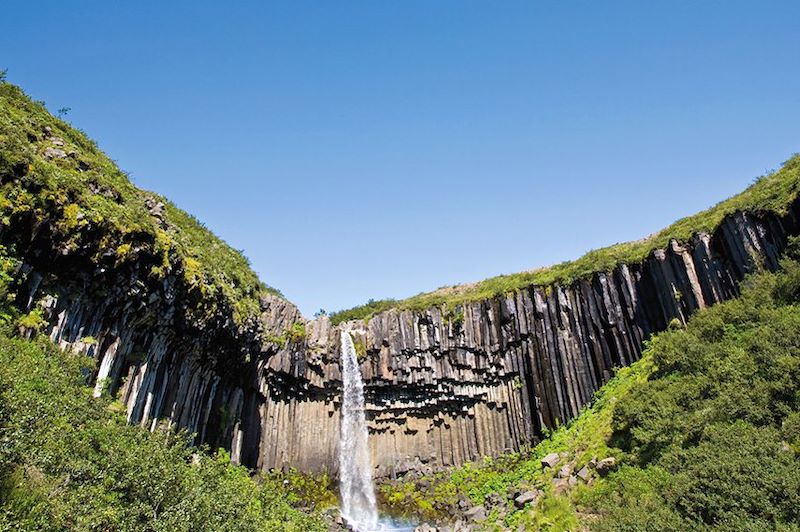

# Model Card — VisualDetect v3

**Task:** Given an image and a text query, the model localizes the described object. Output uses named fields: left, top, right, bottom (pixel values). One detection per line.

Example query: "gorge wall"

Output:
left=257, top=205, right=797, bottom=477
left=4, top=86, right=799, bottom=479
left=10, top=200, right=798, bottom=479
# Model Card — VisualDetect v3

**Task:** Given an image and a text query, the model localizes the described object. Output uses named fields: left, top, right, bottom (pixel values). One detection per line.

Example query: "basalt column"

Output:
left=251, top=205, right=798, bottom=477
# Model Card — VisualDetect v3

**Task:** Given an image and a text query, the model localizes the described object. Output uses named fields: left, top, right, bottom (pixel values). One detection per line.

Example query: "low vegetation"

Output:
left=0, top=326, right=330, bottom=531
left=334, top=154, right=800, bottom=323
left=0, top=80, right=280, bottom=326
left=380, top=251, right=800, bottom=530
left=330, top=297, right=399, bottom=325
left=264, top=321, right=307, bottom=348
left=0, top=235, right=330, bottom=530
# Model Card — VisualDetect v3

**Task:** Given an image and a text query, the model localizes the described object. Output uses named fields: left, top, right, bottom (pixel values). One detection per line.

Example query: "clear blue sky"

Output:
left=2, top=1, right=799, bottom=316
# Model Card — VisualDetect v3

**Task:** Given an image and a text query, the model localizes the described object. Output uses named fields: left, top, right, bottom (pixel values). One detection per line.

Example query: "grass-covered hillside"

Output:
left=380, top=247, right=800, bottom=530
left=0, top=79, right=341, bottom=531
left=332, top=154, right=800, bottom=324
left=0, top=79, right=280, bottom=326
left=0, top=323, right=334, bottom=531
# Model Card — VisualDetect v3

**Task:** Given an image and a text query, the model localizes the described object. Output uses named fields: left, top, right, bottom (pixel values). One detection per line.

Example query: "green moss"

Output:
left=287, top=321, right=306, bottom=344
left=15, top=309, right=47, bottom=333
left=114, top=243, right=132, bottom=261
left=352, top=336, right=368, bottom=361
left=0, top=245, right=17, bottom=320
left=58, top=203, right=82, bottom=232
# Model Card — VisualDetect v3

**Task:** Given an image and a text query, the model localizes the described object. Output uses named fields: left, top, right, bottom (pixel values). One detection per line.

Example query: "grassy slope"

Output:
left=380, top=253, right=800, bottom=531
left=0, top=81, right=280, bottom=325
left=0, top=82, right=338, bottom=529
left=331, top=154, right=800, bottom=324
left=379, top=350, right=651, bottom=529
left=0, top=326, right=333, bottom=531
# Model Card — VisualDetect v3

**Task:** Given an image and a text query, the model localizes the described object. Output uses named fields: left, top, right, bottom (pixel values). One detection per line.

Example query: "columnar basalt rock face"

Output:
left=239, top=204, right=799, bottom=477
left=6, top=202, right=799, bottom=479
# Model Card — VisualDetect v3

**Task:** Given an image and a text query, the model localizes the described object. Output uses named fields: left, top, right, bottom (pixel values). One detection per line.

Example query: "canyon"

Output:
left=11, top=201, right=798, bottom=479
left=3, top=81, right=800, bottom=483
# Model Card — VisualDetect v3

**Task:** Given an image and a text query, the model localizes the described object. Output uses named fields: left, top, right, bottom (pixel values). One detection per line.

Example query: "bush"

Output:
left=0, top=333, right=326, bottom=531
left=599, top=260, right=800, bottom=530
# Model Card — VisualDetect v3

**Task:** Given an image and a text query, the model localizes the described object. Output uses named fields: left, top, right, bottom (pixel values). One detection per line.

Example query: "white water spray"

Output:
left=338, top=331, right=379, bottom=531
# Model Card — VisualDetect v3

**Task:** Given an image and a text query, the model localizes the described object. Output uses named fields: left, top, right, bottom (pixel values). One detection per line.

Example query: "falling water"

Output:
left=338, top=331, right=379, bottom=531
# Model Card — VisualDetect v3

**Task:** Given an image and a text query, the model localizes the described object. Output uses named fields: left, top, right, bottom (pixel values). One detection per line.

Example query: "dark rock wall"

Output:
left=250, top=205, right=798, bottom=477
left=5, top=202, right=799, bottom=478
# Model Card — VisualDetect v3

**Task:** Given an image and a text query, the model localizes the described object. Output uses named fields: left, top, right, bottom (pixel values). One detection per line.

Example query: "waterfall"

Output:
left=338, top=331, right=379, bottom=531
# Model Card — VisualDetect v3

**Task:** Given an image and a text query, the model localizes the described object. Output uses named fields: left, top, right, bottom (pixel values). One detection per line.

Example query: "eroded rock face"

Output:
left=6, top=203, right=799, bottom=478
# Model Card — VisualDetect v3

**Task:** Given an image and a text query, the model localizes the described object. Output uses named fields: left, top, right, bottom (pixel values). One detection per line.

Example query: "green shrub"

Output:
left=287, top=322, right=306, bottom=344
left=263, top=468, right=337, bottom=510
left=352, top=336, right=368, bottom=361
left=265, top=322, right=308, bottom=348
left=0, top=332, right=325, bottom=531
left=330, top=298, right=398, bottom=325
left=15, top=309, right=47, bottom=334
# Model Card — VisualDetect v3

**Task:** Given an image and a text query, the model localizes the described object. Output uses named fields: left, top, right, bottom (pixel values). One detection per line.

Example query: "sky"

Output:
left=2, top=1, right=799, bottom=316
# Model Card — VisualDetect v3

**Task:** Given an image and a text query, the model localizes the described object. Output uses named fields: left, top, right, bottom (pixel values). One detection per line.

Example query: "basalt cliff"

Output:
left=2, top=82, right=799, bottom=479
left=257, top=206, right=796, bottom=477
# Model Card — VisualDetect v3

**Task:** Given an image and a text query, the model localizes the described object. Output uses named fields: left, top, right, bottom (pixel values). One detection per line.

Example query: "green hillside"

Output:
left=380, top=248, right=800, bottom=530
left=0, top=322, right=332, bottom=531
left=0, top=81, right=281, bottom=326
left=331, top=154, right=800, bottom=324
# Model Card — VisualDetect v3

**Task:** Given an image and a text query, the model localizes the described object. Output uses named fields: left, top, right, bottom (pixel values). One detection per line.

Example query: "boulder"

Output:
left=144, top=196, right=166, bottom=219
left=457, top=494, right=470, bottom=510
left=576, top=465, right=591, bottom=482
left=513, top=490, right=541, bottom=508
left=484, top=492, right=505, bottom=509
left=451, top=521, right=472, bottom=532
left=596, top=457, right=617, bottom=476
left=541, top=452, right=560, bottom=469
left=551, top=477, right=569, bottom=494
left=464, top=505, right=486, bottom=523
left=44, top=147, right=67, bottom=159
